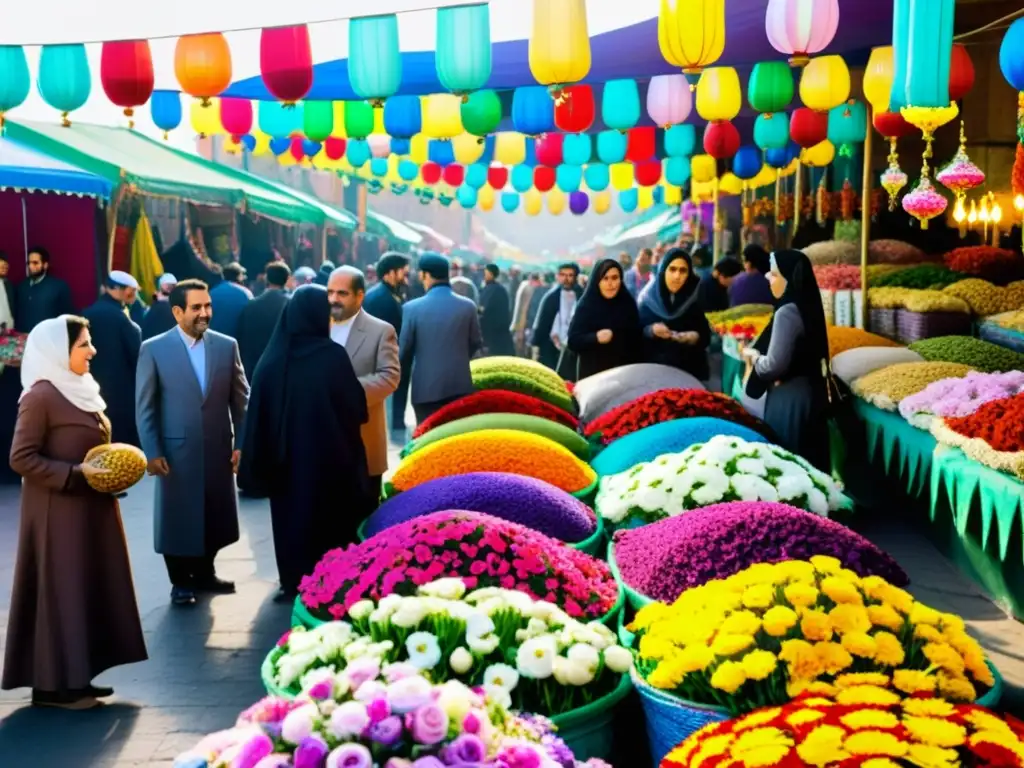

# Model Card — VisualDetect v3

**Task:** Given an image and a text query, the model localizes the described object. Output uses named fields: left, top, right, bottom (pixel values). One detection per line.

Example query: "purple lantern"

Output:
left=569, top=191, right=589, bottom=216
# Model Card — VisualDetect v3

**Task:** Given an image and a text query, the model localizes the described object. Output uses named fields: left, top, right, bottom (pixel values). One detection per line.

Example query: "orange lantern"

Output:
left=175, top=33, right=232, bottom=107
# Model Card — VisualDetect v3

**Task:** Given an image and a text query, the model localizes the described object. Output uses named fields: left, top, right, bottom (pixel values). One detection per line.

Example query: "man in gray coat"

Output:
left=135, top=278, right=250, bottom=607
left=399, top=253, right=483, bottom=424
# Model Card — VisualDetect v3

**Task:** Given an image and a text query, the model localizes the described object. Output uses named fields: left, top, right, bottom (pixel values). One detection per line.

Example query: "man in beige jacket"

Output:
left=327, top=266, right=401, bottom=507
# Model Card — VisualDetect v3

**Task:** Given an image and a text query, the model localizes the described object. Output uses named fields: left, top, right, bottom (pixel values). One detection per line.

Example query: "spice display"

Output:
left=869, top=239, right=930, bottom=265
left=827, top=327, right=903, bottom=358
left=944, top=246, right=1023, bottom=284
left=909, top=335, right=1024, bottom=373
left=803, top=240, right=860, bottom=266
left=899, top=371, right=1024, bottom=428
left=873, top=264, right=962, bottom=290
left=932, top=393, right=1024, bottom=479
left=851, top=362, right=974, bottom=411
left=813, top=264, right=862, bottom=291
left=900, top=290, right=971, bottom=314
left=944, top=277, right=1023, bottom=316
left=471, top=356, right=575, bottom=412
left=411, top=390, right=578, bottom=440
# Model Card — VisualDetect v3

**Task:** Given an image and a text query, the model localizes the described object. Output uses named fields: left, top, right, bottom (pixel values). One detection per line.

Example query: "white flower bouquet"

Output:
left=267, top=578, right=633, bottom=717
left=595, top=435, right=851, bottom=526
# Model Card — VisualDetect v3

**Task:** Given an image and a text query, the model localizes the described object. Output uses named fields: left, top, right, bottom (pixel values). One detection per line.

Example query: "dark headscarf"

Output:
left=743, top=245, right=771, bottom=275
left=638, top=248, right=701, bottom=322
left=569, top=259, right=639, bottom=335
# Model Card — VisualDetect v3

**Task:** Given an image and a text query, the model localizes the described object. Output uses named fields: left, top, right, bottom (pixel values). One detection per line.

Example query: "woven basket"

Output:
left=869, top=307, right=898, bottom=339
left=978, top=322, right=1024, bottom=354
left=895, top=309, right=972, bottom=344
left=632, top=670, right=730, bottom=766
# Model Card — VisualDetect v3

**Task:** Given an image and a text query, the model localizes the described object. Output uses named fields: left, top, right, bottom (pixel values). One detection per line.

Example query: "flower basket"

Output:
left=979, top=321, right=1024, bottom=354
left=977, top=660, right=1005, bottom=709
left=631, top=669, right=730, bottom=767
left=868, top=306, right=898, bottom=339
left=259, top=645, right=292, bottom=698
left=607, top=541, right=653, bottom=612
left=550, top=672, right=633, bottom=761
left=896, top=308, right=973, bottom=344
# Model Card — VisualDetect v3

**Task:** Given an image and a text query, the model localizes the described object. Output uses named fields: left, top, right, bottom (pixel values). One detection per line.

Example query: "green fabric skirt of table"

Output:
left=853, top=399, right=936, bottom=498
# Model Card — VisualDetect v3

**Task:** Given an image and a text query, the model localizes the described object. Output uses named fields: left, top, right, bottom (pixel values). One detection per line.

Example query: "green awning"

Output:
left=611, top=208, right=678, bottom=246
left=366, top=210, right=423, bottom=246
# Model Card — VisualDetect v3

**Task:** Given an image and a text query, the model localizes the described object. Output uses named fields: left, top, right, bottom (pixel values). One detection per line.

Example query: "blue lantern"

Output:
left=732, top=146, right=762, bottom=181
left=303, top=139, right=322, bottom=157
left=827, top=101, right=867, bottom=147
left=562, top=133, right=592, bottom=166
left=390, top=138, right=411, bottom=155
left=398, top=159, right=419, bottom=181
left=765, top=144, right=798, bottom=170
left=754, top=113, right=790, bottom=151
left=370, top=157, right=389, bottom=177
left=457, top=184, right=479, bottom=209
left=512, top=86, right=555, bottom=135
left=37, top=44, right=91, bottom=123
left=653, top=187, right=665, bottom=205
left=664, top=157, right=691, bottom=187
left=428, top=139, right=455, bottom=166
left=349, top=15, right=402, bottom=105
left=664, top=124, right=696, bottom=158
left=618, top=188, right=638, bottom=213
left=0, top=46, right=30, bottom=120
left=601, top=79, right=641, bottom=131
left=436, top=4, right=492, bottom=95
left=465, top=163, right=488, bottom=189
left=511, top=164, right=534, bottom=193
left=259, top=101, right=302, bottom=138
left=501, top=192, right=520, bottom=212
left=269, top=137, right=291, bottom=156
left=891, top=0, right=954, bottom=110
left=596, top=131, right=627, bottom=164
left=556, top=165, right=582, bottom=192
left=347, top=139, right=371, bottom=167
left=522, top=137, right=538, bottom=167
left=150, top=90, right=183, bottom=136
left=584, top=163, right=610, bottom=191
left=1000, top=18, right=1024, bottom=91
left=383, top=95, right=422, bottom=138
left=241, top=134, right=257, bottom=151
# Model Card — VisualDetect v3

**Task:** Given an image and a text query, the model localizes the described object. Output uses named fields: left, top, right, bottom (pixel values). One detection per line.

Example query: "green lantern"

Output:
left=344, top=100, right=375, bottom=140
left=461, top=89, right=502, bottom=137
left=303, top=100, right=334, bottom=141
left=747, top=61, right=794, bottom=115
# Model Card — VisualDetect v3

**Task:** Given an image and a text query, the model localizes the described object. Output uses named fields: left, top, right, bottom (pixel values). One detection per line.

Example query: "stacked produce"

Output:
left=412, top=390, right=578, bottom=439
left=470, top=356, right=575, bottom=412
left=873, top=263, right=962, bottom=290
left=826, top=327, right=902, bottom=358
left=899, top=371, right=1024, bottom=428
left=705, top=304, right=774, bottom=325
left=909, top=335, right=1024, bottom=373
left=803, top=240, right=860, bottom=266
left=402, top=412, right=590, bottom=459
left=931, top=393, right=1024, bottom=479
left=944, top=245, right=1022, bottom=283
left=944, top=277, right=1023, bottom=316
left=987, top=310, right=1024, bottom=332
left=866, top=287, right=971, bottom=313
left=831, top=347, right=925, bottom=387
left=865, top=263, right=915, bottom=284
left=851, top=362, right=974, bottom=411
left=813, top=264, right=862, bottom=291
left=869, top=239, right=929, bottom=264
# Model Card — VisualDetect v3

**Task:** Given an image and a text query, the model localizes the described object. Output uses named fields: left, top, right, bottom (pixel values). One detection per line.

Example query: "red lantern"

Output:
left=442, top=164, right=465, bottom=187
left=219, top=97, right=253, bottom=140
left=421, top=162, right=442, bottom=185
left=260, top=25, right=314, bottom=104
left=554, top=85, right=595, bottom=133
left=626, top=127, right=657, bottom=162
left=948, top=44, right=975, bottom=103
left=487, top=166, right=509, bottom=189
left=873, top=111, right=916, bottom=139
left=790, top=107, right=828, bottom=149
left=324, top=137, right=346, bottom=160
left=100, top=40, right=155, bottom=125
left=703, top=121, right=741, bottom=160
left=634, top=160, right=663, bottom=187
left=534, top=166, right=556, bottom=192
left=289, top=136, right=305, bottom=162
left=536, top=133, right=565, bottom=167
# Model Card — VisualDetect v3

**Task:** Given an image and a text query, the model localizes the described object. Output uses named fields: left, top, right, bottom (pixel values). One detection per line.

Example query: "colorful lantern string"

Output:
left=349, top=15, right=402, bottom=106
left=220, top=98, right=254, bottom=141
left=646, top=74, right=692, bottom=128
left=260, top=26, right=313, bottom=105
left=554, top=84, right=595, bottom=133
left=436, top=4, right=492, bottom=98
left=747, top=61, right=794, bottom=115
left=529, top=0, right=590, bottom=100
left=935, top=121, right=985, bottom=202
left=150, top=90, right=183, bottom=139
left=695, top=67, right=742, bottom=122
left=765, top=0, right=840, bottom=67
left=100, top=40, right=154, bottom=128
left=174, top=33, right=232, bottom=107
left=601, top=79, right=642, bottom=132
left=799, top=55, right=850, bottom=112
left=38, top=44, right=91, bottom=126
left=0, top=46, right=30, bottom=129
left=658, top=0, right=726, bottom=88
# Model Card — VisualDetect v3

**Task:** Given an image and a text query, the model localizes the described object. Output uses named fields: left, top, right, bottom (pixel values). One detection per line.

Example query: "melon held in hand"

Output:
left=83, top=443, right=147, bottom=494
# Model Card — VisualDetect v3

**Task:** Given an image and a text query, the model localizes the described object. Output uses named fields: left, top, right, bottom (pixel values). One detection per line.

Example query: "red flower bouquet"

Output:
left=583, top=388, right=774, bottom=445
left=298, top=511, right=619, bottom=622
left=944, top=246, right=1022, bottom=284
left=412, top=390, right=579, bottom=439
left=931, top=392, right=1024, bottom=479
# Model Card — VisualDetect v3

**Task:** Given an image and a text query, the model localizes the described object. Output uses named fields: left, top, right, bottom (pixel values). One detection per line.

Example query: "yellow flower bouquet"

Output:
left=629, top=557, right=995, bottom=717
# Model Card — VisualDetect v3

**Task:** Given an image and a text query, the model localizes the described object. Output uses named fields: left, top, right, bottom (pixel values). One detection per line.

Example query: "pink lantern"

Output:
left=289, top=136, right=306, bottom=162
left=219, top=98, right=253, bottom=141
left=935, top=122, right=984, bottom=201
left=765, top=0, right=840, bottom=67
left=902, top=176, right=947, bottom=229
left=324, top=137, right=346, bottom=160
left=368, top=134, right=391, bottom=159
left=646, top=74, right=692, bottom=128
left=260, top=25, right=313, bottom=104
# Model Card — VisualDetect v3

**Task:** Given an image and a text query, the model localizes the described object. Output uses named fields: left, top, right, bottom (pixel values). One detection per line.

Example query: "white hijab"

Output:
left=20, top=316, right=107, bottom=413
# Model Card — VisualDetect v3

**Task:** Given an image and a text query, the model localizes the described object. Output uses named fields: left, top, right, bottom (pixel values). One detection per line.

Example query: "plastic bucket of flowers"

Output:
left=549, top=671, right=634, bottom=760
left=606, top=542, right=653, bottom=612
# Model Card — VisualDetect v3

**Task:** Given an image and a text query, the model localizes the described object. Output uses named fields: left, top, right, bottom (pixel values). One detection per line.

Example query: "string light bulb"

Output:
left=991, top=202, right=1002, bottom=224
left=968, top=199, right=978, bottom=224
left=1015, top=193, right=1024, bottom=212
left=979, top=195, right=990, bottom=223
left=953, top=197, right=966, bottom=223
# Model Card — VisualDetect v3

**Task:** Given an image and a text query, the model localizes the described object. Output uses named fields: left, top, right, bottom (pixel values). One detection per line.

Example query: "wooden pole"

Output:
left=860, top=105, right=874, bottom=330
left=792, top=160, right=804, bottom=246
left=773, top=171, right=782, bottom=249
left=712, top=177, right=721, bottom=261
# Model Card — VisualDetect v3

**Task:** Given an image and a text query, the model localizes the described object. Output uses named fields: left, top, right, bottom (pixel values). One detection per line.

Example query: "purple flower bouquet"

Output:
left=612, top=501, right=908, bottom=604
left=898, top=370, right=1024, bottom=428
left=363, top=473, right=598, bottom=544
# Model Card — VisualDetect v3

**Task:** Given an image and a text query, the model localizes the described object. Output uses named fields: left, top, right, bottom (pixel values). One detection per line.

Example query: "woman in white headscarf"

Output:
left=2, top=316, right=147, bottom=710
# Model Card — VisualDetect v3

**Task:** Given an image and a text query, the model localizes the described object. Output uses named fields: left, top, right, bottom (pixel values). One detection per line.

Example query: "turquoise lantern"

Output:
left=349, top=15, right=402, bottom=106
left=619, top=188, right=638, bottom=213
left=383, top=95, right=422, bottom=139
left=511, top=164, right=534, bottom=193
left=465, top=163, right=488, bottom=189
left=259, top=100, right=302, bottom=138
left=436, top=4, right=492, bottom=95
left=556, top=165, right=582, bottom=192
left=398, top=160, right=419, bottom=182
left=596, top=130, right=627, bottom=164
left=512, top=86, right=555, bottom=135
left=664, top=125, right=696, bottom=158
left=0, top=46, right=30, bottom=126
left=150, top=90, right=183, bottom=139
left=601, top=79, right=641, bottom=131
left=665, top=157, right=692, bottom=187
left=584, top=163, right=610, bottom=191
left=370, top=158, right=389, bottom=177
left=891, top=0, right=955, bottom=111
left=347, top=139, right=371, bottom=168
left=457, top=184, right=479, bottom=209
left=501, top=192, right=520, bottom=212
left=562, top=133, right=592, bottom=166
left=827, top=100, right=867, bottom=147
left=754, top=113, right=790, bottom=151
left=38, top=44, right=91, bottom=125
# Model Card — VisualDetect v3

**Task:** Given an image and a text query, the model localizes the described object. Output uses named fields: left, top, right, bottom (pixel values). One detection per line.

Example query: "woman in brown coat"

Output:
left=2, top=315, right=147, bottom=709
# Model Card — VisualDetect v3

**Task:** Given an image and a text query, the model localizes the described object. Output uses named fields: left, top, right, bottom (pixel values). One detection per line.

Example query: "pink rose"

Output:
left=408, top=703, right=449, bottom=745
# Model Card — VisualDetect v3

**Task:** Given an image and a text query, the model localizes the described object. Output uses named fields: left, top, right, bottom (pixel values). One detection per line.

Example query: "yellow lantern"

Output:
left=224, top=136, right=243, bottom=155
left=452, top=132, right=486, bottom=164
left=547, top=188, right=567, bottom=215
left=593, top=190, right=612, bottom=214
left=799, top=55, right=850, bottom=112
left=658, top=0, right=726, bottom=80
left=478, top=184, right=495, bottom=211
left=719, top=173, right=743, bottom=196
left=695, top=66, right=741, bottom=122
left=692, top=179, right=715, bottom=201
left=331, top=102, right=347, bottom=137
left=863, top=46, right=894, bottom=113
left=801, top=140, right=835, bottom=167
left=780, top=157, right=800, bottom=177
left=250, top=129, right=271, bottom=156
left=409, top=134, right=429, bottom=164
left=494, top=132, right=527, bottom=166
left=664, top=184, right=682, bottom=205
left=610, top=163, right=634, bottom=191
left=372, top=108, right=387, bottom=135
left=637, top=187, right=655, bottom=210
left=524, top=188, right=543, bottom=216
left=691, top=154, right=717, bottom=184
left=751, top=164, right=776, bottom=189
left=278, top=152, right=300, bottom=167
left=529, top=0, right=591, bottom=88
left=190, top=97, right=221, bottom=137
left=422, top=94, right=463, bottom=139
left=385, top=155, right=402, bottom=183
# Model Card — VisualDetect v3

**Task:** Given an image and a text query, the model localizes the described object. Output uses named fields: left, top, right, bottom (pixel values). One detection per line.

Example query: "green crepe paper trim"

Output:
left=854, top=399, right=935, bottom=499
left=400, top=412, right=591, bottom=460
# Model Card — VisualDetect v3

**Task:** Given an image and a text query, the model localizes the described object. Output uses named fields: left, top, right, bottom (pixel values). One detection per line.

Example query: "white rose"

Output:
left=603, top=646, right=634, bottom=674
left=449, top=647, right=474, bottom=675
left=552, top=656, right=571, bottom=685
left=281, top=704, right=318, bottom=744
left=405, top=631, right=442, bottom=670
left=564, top=659, right=595, bottom=686
left=391, top=597, right=428, bottom=628
left=567, top=643, right=600, bottom=674
left=342, top=638, right=371, bottom=663
left=466, top=613, right=496, bottom=641
left=348, top=600, right=375, bottom=621
left=418, top=577, right=467, bottom=601
left=327, top=700, right=370, bottom=740
left=484, top=684, right=512, bottom=710
left=516, top=636, right=557, bottom=680
left=467, top=633, right=500, bottom=655
left=483, top=663, right=519, bottom=692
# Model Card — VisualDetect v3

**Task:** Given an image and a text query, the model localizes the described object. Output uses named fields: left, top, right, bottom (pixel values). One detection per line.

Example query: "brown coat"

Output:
left=343, top=311, right=400, bottom=477
left=2, top=381, right=147, bottom=692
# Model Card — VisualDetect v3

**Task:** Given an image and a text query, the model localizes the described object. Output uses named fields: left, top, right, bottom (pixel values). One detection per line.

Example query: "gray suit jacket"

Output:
left=135, top=327, right=249, bottom=557
left=342, top=310, right=400, bottom=477
left=399, top=285, right=483, bottom=406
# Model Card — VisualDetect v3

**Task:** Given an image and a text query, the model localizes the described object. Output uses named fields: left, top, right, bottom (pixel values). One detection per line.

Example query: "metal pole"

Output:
left=773, top=171, right=782, bottom=249
left=860, top=104, right=874, bottom=330
left=712, top=177, right=721, bottom=261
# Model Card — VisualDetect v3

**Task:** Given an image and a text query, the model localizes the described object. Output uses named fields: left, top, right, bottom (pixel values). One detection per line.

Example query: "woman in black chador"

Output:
left=567, top=259, right=642, bottom=379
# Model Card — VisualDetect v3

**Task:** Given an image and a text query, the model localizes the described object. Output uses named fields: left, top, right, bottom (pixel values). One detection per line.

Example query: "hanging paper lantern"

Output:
left=664, top=124, right=697, bottom=157
left=100, top=40, right=154, bottom=127
left=634, top=160, right=663, bottom=187
left=622, top=127, right=655, bottom=163
left=658, top=0, right=726, bottom=86
left=344, top=101, right=375, bottom=140
left=288, top=136, right=306, bottom=162
left=936, top=122, right=985, bottom=201
left=436, top=4, right=492, bottom=96
left=547, top=189, right=567, bottom=215
left=304, top=140, right=322, bottom=158
left=220, top=98, right=254, bottom=140
left=584, top=163, right=610, bottom=191
left=596, top=130, right=628, bottom=164
left=367, top=157, right=388, bottom=177
left=765, top=144, right=798, bottom=169
left=754, top=112, right=790, bottom=150
left=619, top=188, right=639, bottom=213
left=536, top=133, right=564, bottom=167
left=150, top=90, right=182, bottom=139
left=512, top=86, right=556, bottom=135
left=429, top=140, right=456, bottom=166
left=703, top=121, right=740, bottom=160
left=593, top=190, right=612, bottom=214
left=511, top=165, right=534, bottom=193
left=556, top=164, right=582, bottom=192
left=464, top=163, right=488, bottom=189
left=452, top=133, right=486, bottom=164
left=790, top=107, right=828, bottom=148
left=38, top=44, right=91, bottom=126
left=487, top=166, right=509, bottom=189
left=554, top=85, right=595, bottom=133
left=949, top=44, right=975, bottom=102
left=494, top=133, right=527, bottom=166
left=902, top=175, right=947, bottom=229
left=799, top=55, right=850, bottom=112
left=383, top=95, right=423, bottom=139
left=349, top=15, right=402, bottom=106
left=0, top=46, right=30, bottom=126
left=423, top=94, right=464, bottom=139
left=325, top=137, right=347, bottom=161
left=259, top=100, right=302, bottom=138
left=524, top=189, right=544, bottom=216
left=718, top=174, right=743, bottom=196
left=873, top=110, right=915, bottom=139
left=826, top=100, right=867, bottom=147
left=457, top=184, right=479, bottom=209
left=747, top=61, right=794, bottom=115
left=610, top=163, right=634, bottom=191
left=174, top=34, right=232, bottom=107
left=260, top=26, right=313, bottom=104
left=421, top=162, right=443, bottom=185
left=646, top=74, right=692, bottom=128
left=269, top=137, right=290, bottom=156
left=569, top=191, right=589, bottom=215
left=862, top=46, right=894, bottom=113
left=665, top=157, right=691, bottom=187
left=460, top=90, right=502, bottom=137
left=302, top=101, right=333, bottom=142
left=695, top=67, right=742, bottom=122
left=691, top=154, right=717, bottom=183
left=733, top=146, right=762, bottom=181
left=479, top=185, right=496, bottom=211
left=443, top=164, right=466, bottom=187
left=190, top=98, right=222, bottom=137
left=1001, top=18, right=1024, bottom=92
left=534, top=165, right=556, bottom=192
left=562, top=133, right=592, bottom=166
left=800, top=140, right=834, bottom=167
left=408, top=134, right=429, bottom=164
left=347, top=140, right=371, bottom=168
left=529, top=0, right=591, bottom=92
left=601, top=79, right=642, bottom=131
left=368, top=134, right=391, bottom=159
left=765, top=0, right=840, bottom=67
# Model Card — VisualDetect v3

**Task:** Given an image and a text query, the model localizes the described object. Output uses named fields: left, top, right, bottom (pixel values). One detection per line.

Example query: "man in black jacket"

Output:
left=0, top=253, right=16, bottom=331
left=16, top=246, right=74, bottom=332
left=479, top=264, right=515, bottom=356
left=531, top=262, right=582, bottom=375
left=141, top=274, right=179, bottom=341
left=236, top=261, right=291, bottom=383
left=362, top=252, right=409, bottom=442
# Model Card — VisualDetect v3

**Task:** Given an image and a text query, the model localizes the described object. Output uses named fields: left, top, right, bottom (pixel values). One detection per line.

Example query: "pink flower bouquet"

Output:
left=299, top=511, right=619, bottom=622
